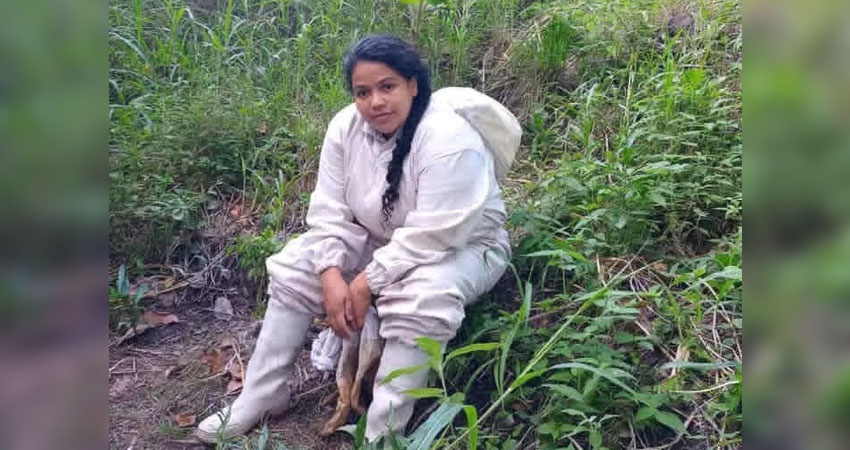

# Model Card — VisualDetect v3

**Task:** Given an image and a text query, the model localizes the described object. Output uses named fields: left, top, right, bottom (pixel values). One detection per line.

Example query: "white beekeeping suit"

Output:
left=266, top=94, right=515, bottom=337
left=197, top=89, right=519, bottom=443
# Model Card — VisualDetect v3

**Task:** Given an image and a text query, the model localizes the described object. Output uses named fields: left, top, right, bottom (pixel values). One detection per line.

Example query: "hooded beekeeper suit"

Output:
left=196, top=88, right=521, bottom=443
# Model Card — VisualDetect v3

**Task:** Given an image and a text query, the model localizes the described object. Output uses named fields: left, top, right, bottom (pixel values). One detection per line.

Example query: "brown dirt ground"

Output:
left=108, top=289, right=354, bottom=450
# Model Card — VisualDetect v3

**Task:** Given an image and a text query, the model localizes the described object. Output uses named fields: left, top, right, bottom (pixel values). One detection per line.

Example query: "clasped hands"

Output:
left=320, top=267, right=372, bottom=340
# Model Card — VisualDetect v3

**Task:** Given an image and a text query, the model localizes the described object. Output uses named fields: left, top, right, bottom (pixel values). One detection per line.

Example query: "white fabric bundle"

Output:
left=431, top=87, right=522, bottom=183
left=310, top=327, right=343, bottom=371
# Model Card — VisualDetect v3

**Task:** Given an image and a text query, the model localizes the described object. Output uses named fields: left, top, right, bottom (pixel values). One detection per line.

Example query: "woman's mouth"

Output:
left=372, top=112, right=392, bottom=121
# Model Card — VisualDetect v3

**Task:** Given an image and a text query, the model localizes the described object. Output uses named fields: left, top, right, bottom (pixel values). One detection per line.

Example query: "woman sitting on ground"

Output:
left=196, top=34, right=511, bottom=443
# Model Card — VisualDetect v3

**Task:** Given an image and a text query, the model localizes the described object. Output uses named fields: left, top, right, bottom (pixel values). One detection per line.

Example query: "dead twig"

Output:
left=672, top=379, right=740, bottom=395
left=294, top=381, right=335, bottom=402
left=139, top=280, right=191, bottom=300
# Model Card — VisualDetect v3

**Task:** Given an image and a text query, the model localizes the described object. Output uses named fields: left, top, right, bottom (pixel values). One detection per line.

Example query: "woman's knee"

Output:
left=266, top=265, right=325, bottom=317
left=377, top=299, right=464, bottom=347
left=376, top=272, right=468, bottom=346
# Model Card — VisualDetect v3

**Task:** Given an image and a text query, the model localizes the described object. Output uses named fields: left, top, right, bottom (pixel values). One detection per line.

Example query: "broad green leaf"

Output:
left=389, top=434, right=408, bottom=450
left=564, top=408, right=585, bottom=417
left=414, top=337, right=443, bottom=371
left=509, top=369, right=547, bottom=390
left=544, top=384, right=584, bottom=402
left=539, top=422, right=557, bottom=435
left=462, top=404, right=478, bottom=450
left=447, top=392, right=465, bottom=404
left=407, top=401, right=463, bottom=450
left=499, top=279, right=532, bottom=394
left=548, top=362, right=635, bottom=395
left=354, top=413, right=367, bottom=448
left=445, top=342, right=500, bottom=365
left=582, top=373, right=601, bottom=398
left=632, top=392, right=666, bottom=408
left=337, top=415, right=367, bottom=447
left=589, top=430, right=602, bottom=448
left=716, top=266, right=742, bottom=281
left=523, top=249, right=569, bottom=259
left=403, top=388, right=444, bottom=399
left=380, top=363, right=429, bottom=386
left=635, top=406, right=656, bottom=421
left=648, top=192, right=667, bottom=207
left=654, top=410, right=686, bottom=433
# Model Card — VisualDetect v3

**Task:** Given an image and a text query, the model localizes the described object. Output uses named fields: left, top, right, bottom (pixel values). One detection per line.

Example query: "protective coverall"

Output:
left=197, top=97, right=511, bottom=442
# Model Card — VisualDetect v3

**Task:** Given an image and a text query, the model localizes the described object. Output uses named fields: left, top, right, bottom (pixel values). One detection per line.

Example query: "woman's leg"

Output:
left=196, top=256, right=326, bottom=443
left=365, top=242, right=509, bottom=441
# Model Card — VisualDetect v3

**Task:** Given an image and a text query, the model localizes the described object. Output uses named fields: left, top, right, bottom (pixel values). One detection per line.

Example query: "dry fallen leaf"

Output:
left=202, top=348, right=226, bottom=374
left=219, top=335, right=236, bottom=350
left=174, top=412, right=196, bottom=427
left=228, top=363, right=244, bottom=381
left=142, top=311, right=179, bottom=326
left=226, top=379, right=243, bottom=395
left=511, top=401, right=531, bottom=412
left=109, top=376, right=133, bottom=398
left=114, top=310, right=180, bottom=345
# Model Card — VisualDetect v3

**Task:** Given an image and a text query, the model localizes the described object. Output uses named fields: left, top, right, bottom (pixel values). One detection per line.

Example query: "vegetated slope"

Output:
left=109, top=0, right=741, bottom=448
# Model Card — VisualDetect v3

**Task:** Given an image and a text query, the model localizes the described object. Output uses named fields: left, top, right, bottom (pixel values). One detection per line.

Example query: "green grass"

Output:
left=109, top=0, right=742, bottom=448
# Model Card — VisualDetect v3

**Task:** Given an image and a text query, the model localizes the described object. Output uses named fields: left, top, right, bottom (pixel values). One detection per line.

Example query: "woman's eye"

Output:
left=356, top=90, right=368, bottom=99
left=381, top=84, right=394, bottom=92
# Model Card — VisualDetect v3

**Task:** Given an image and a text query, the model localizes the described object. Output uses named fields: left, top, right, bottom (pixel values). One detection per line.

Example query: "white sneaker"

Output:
left=195, top=398, right=290, bottom=443
left=195, top=300, right=312, bottom=443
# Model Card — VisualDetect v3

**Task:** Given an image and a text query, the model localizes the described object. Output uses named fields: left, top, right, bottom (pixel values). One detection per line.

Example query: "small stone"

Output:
left=158, top=292, right=178, bottom=308
left=214, top=296, right=233, bottom=320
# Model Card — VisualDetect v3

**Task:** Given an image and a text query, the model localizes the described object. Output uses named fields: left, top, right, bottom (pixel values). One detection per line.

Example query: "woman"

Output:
left=196, top=34, right=511, bottom=443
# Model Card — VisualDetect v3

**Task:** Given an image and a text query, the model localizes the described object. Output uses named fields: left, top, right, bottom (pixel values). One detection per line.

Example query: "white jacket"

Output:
left=269, top=97, right=511, bottom=295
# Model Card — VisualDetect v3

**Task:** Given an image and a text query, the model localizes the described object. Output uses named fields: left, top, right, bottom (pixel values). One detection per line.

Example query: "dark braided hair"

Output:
left=343, top=34, right=432, bottom=225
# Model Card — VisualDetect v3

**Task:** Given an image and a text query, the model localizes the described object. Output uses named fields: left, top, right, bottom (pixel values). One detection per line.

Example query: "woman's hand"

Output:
left=347, top=271, right=372, bottom=330
left=320, top=267, right=354, bottom=340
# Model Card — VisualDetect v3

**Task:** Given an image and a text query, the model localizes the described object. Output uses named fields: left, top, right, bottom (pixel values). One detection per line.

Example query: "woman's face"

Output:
left=351, top=61, right=418, bottom=136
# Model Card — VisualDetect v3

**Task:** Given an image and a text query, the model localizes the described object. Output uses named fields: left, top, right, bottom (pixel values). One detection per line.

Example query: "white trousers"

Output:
left=265, top=235, right=510, bottom=347
left=258, top=234, right=508, bottom=439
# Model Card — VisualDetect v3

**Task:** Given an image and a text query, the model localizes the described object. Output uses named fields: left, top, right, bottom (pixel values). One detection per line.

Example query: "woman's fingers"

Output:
left=348, top=272, right=371, bottom=330
left=319, top=269, right=357, bottom=339
left=344, top=297, right=355, bottom=325
left=353, top=297, right=366, bottom=329
left=331, top=312, right=351, bottom=340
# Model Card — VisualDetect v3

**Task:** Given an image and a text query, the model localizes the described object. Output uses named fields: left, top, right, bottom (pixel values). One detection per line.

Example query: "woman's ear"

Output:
left=409, top=78, right=418, bottom=98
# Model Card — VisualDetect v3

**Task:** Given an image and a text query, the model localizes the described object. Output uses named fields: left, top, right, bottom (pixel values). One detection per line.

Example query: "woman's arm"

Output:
left=306, top=107, right=370, bottom=276
left=306, top=108, right=370, bottom=337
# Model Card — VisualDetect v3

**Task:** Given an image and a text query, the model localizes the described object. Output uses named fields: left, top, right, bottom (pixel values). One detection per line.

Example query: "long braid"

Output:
left=381, top=89, right=430, bottom=224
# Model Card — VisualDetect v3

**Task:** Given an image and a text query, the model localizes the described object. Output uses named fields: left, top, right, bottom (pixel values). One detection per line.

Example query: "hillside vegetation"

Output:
left=109, top=0, right=742, bottom=448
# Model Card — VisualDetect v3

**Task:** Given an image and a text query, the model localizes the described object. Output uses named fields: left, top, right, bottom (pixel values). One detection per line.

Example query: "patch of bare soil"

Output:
left=109, top=291, right=353, bottom=450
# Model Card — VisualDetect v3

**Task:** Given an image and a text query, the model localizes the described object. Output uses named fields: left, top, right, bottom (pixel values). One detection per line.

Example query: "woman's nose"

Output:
left=371, top=92, right=387, bottom=109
